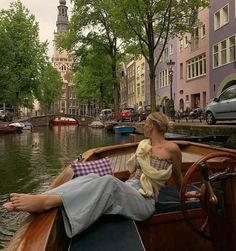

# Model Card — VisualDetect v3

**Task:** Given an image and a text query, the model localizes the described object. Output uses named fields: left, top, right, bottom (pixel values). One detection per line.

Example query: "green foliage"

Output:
left=0, top=1, right=48, bottom=109
left=112, top=0, right=209, bottom=111
left=73, top=43, right=114, bottom=108
left=165, top=99, right=175, bottom=118
left=35, top=63, right=63, bottom=112
left=57, top=0, right=124, bottom=111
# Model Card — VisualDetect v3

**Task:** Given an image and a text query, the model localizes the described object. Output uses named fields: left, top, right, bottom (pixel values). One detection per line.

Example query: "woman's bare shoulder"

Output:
left=165, top=141, right=180, bottom=153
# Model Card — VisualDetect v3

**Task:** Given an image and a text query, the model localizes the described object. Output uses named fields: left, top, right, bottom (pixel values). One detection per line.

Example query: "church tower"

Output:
left=51, top=0, right=80, bottom=115
left=56, top=0, right=68, bottom=33
left=51, top=0, right=97, bottom=116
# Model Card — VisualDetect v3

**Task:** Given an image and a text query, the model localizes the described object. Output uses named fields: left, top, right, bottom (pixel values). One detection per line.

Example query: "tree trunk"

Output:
left=149, top=55, right=156, bottom=112
left=112, top=59, right=120, bottom=113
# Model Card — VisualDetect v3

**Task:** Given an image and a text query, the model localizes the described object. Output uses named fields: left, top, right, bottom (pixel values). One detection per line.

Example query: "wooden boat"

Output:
left=0, top=125, right=23, bottom=134
left=4, top=139, right=236, bottom=251
left=51, top=117, right=78, bottom=126
left=114, top=125, right=136, bottom=134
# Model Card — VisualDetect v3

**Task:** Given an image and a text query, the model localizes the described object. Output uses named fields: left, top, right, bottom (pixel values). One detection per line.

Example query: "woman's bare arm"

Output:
left=169, top=143, right=183, bottom=191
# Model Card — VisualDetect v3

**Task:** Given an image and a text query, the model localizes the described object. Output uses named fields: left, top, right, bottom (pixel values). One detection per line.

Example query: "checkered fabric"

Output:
left=71, top=157, right=113, bottom=177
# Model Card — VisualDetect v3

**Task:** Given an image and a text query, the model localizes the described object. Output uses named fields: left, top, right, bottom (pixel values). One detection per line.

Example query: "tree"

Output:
left=57, top=0, right=124, bottom=112
left=0, top=1, right=48, bottom=112
left=35, top=63, right=63, bottom=113
left=113, top=0, right=209, bottom=111
left=72, top=43, right=114, bottom=110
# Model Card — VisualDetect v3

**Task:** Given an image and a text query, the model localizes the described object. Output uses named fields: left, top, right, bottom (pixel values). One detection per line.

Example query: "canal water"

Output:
left=0, top=126, right=233, bottom=249
left=0, top=126, right=144, bottom=250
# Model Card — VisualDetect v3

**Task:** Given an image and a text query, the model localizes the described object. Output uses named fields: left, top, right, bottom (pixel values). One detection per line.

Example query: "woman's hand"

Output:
left=185, top=191, right=200, bottom=201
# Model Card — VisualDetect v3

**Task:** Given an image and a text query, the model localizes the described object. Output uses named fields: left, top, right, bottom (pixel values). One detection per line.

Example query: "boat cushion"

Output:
left=155, top=183, right=201, bottom=214
left=71, top=157, right=113, bottom=177
left=69, top=215, right=145, bottom=251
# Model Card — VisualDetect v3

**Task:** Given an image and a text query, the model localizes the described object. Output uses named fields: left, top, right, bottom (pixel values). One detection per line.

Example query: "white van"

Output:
left=99, top=109, right=113, bottom=120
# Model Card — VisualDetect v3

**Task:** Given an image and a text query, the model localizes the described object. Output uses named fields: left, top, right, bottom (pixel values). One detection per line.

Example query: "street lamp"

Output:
left=166, top=59, right=175, bottom=120
left=167, top=59, right=175, bottom=101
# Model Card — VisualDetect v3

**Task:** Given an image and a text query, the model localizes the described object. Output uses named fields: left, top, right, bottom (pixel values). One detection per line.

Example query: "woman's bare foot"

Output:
left=3, top=202, right=17, bottom=212
left=3, top=193, right=62, bottom=213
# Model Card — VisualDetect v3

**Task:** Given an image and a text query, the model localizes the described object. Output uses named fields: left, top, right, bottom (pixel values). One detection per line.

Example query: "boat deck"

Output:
left=109, top=151, right=203, bottom=173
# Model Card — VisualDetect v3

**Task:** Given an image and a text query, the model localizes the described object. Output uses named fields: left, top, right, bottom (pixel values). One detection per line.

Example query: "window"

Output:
left=187, top=54, right=206, bottom=80
left=201, top=24, right=206, bottom=38
left=141, top=63, right=145, bottom=75
left=161, top=47, right=169, bottom=63
left=214, top=4, right=229, bottom=30
left=222, top=5, right=229, bottom=24
left=141, top=81, right=145, bottom=95
left=61, top=65, right=67, bottom=71
left=170, top=44, right=173, bottom=55
left=136, top=66, right=140, bottom=79
left=213, top=35, right=236, bottom=68
left=191, top=28, right=199, bottom=51
left=158, top=69, right=169, bottom=88
left=179, top=39, right=183, bottom=51
left=213, top=45, right=219, bottom=68
left=180, top=63, right=183, bottom=79
left=137, top=83, right=140, bottom=97
left=229, top=36, right=236, bottom=62
left=221, top=40, right=227, bottom=65
left=184, top=36, right=188, bottom=48
left=214, top=11, right=220, bottom=30
left=219, top=88, right=236, bottom=101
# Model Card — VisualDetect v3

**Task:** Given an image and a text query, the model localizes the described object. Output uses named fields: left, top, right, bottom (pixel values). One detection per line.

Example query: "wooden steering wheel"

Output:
left=180, top=151, right=236, bottom=239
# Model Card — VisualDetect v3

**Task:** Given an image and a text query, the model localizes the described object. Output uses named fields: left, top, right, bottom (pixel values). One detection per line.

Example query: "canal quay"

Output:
left=129, top=119, right=236, bottom=149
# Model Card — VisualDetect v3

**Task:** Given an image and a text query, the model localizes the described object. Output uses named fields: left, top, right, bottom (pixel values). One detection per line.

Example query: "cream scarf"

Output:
left=127, top=139, right=172, bottom=197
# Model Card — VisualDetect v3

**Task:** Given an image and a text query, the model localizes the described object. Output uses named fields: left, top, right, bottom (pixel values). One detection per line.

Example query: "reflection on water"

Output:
left=0, top=126, right=143, bottom=250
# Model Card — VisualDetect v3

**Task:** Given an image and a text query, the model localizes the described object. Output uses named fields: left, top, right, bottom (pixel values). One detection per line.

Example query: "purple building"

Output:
left=154, top=38, right=178, bottom=113
left=209, top=0, right=236, bottom=98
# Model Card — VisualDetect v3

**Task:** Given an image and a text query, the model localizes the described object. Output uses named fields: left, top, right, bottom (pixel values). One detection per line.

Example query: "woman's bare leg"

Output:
left=3, top=193, right=62, bottom=213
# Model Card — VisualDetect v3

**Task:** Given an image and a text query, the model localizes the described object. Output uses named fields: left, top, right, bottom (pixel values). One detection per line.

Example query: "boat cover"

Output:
left=156, top=183, right=201, bottom=213
left=69, top=215, right=145, bottom=251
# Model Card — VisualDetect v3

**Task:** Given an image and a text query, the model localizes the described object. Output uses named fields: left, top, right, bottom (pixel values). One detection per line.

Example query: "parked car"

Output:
left=137, top=105, right=151, bottom=121
left=99, top=109, right=113, bottom=120
left=115, top=108, right=138, bottom=122
left=0, top=110, right=13, bottom=122
left=205, top=85, right=236, bottom=125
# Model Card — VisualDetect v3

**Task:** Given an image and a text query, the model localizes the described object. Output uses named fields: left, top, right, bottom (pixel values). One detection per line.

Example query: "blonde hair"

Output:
left=147, top=112, right=172, bottom=133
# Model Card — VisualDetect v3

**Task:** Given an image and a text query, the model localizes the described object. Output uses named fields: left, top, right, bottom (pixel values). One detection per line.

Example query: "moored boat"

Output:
left=114, top=125, right=136, bottom=134
left=4, top=140, right=236, bottom=251
left=88, top=120, right=104, bottom=128
left=0, top=125, right=23, bottom=134
left=165, top=133, right=229, bottom=143
left=51, top=117, right=78, bottom=126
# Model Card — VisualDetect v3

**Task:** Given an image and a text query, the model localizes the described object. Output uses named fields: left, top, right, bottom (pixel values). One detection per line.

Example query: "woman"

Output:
left=3, top=112, right=183, bottom=238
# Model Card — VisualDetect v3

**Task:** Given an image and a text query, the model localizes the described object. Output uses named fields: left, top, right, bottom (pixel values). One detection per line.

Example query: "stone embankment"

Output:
left=129, top=120, right=236, bottom=149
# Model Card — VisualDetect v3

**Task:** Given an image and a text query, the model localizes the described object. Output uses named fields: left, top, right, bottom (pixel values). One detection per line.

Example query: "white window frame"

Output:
left=169, top=44, right=174, bottom=55
left=186, top=54, right=206, bottom=80
left=201, top=24, right=206, bottom=38
left=158, top=69, right=169, bottom=88
left=229, top=36, right=236, bottom=62
left=213, top=44, right=219, bottom=68
left=214, top=4, right=229, bottom=31
left=220, top=40, right=227, bottom=65
left=184, top=36, right=189, bottom=48
left=213, top=34, right=236, bottom=69
left=179, top=39, right=183, bottom=51
left=161, top=47, right=169, bottom=63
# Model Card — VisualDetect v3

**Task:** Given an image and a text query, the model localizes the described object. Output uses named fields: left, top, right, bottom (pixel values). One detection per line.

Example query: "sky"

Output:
left=0, top=0, right=73, bottom=57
